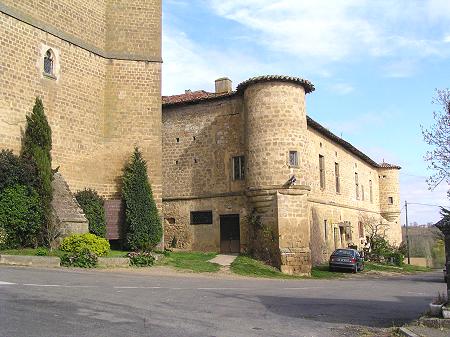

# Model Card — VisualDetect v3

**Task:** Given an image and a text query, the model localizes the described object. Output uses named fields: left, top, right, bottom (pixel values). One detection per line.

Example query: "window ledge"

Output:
left=43, top=72, right=57, bottom=80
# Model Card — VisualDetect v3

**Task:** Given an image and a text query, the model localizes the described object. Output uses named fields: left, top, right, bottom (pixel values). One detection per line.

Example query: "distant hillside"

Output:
left=402, top=225, right=445, bottom=266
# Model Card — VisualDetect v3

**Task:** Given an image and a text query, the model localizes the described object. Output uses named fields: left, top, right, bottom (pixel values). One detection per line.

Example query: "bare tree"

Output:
left=359, top=212, right=389, bottom=243
left=422, top=89, right=450, bottom=191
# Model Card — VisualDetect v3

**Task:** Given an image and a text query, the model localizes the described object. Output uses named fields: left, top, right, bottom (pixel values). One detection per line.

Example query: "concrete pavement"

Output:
left=0, top=266, right=445, bottom=337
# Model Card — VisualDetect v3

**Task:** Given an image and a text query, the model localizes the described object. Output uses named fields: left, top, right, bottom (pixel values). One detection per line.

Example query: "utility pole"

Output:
left=405, top=200, right=410, bottom=265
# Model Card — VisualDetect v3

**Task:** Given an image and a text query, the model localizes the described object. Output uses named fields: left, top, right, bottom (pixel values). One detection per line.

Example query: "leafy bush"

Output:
left=35, top=247, right=48, bottom=256
left=75, top=189, right=107, bottom=238
left=0, top=227, right=7, bottom=250
left=21, top=98, right=53, bottom=229
left=0, top=184, right=42, bottom=248
left=60, top=233, right=110, bottom=257
left=60, top=249, right=98, bottom=268
left=368, top=235, right=404, bottom=266
left=122, top=148, right=162, bottom=251
left=128, top=251, right=155, bottom=267
left=0, top=149, right=36, bottom=192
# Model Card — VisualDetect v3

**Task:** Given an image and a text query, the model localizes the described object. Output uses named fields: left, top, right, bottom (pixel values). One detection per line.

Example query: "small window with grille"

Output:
left=43, top=49, right=54, bottom=77
left=289, top=151, right=298, bottom=167
left=190, top=211, right=213, bottom=225
left=232, top=156, right=245, bottom=180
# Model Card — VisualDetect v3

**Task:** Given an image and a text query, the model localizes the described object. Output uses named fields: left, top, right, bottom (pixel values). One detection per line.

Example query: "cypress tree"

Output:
left=122, top=147, right=162, bottom=251
left=21, top=98, right=53, bottom=231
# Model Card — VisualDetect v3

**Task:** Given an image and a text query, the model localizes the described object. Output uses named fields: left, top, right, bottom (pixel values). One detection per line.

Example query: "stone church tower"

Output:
left=0, top=1, right=163, bottom=236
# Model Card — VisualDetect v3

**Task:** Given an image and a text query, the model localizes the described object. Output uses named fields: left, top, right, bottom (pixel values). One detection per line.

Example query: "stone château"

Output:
left=0, top=1, right=401, bottom=274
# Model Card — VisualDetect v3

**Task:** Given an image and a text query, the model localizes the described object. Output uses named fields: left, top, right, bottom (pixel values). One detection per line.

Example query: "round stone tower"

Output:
left=378, top=164, right=402, bottom=244
left=238, top=76, right=314, bottom=189
left=237, top=75, right=315, bottom=275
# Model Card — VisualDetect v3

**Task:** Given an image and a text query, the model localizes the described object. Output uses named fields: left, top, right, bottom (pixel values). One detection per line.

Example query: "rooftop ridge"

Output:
left=236, top=75, right=315, bottom=94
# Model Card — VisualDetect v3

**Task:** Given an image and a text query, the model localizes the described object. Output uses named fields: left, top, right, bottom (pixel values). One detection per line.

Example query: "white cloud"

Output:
left=323, top=112, right=387, bottom=137
left=328, top=82, right=354, bottom=95
left=205, top=0, right=450, bottom=77
left=400, top=173, right=449, bottom=225
left=162, top=27, right=270, bottom=95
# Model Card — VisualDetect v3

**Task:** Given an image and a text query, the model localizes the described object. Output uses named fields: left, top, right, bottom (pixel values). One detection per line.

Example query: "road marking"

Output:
left=282, top=287, right=326, bottom=290
left=0, top=281, right=15, bottom=285
left=23, top=283, right=61, bottom=287
left=114, top=286, right=162, bottom=289
left=197, top=287, right=250, bottom=290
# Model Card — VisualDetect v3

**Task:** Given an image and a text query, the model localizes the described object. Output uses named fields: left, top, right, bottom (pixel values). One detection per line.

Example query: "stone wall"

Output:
left=162, top=97, right=245, bottom=199
left=162, top=77, right=402, bottom=274
left=0, top=1, right=162, bottom=211
left=163, top=195, right=248, bottom=251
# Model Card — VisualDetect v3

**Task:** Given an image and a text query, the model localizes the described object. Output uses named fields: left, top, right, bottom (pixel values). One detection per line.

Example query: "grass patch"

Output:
left=231, top=255, right=296, bottom=279
left=365, top=262, right=431, bottom=273
left=231, top=256, right=342, bottom=279
left=105, top=250, right=130, bottom=258
left=311, top=264, right=344, bottom=279
left=158, top=251, right=221, bottom=273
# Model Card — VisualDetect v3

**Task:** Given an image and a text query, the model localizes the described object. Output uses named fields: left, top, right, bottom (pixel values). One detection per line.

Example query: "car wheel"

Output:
left=329, top=266, right=334, bottom=272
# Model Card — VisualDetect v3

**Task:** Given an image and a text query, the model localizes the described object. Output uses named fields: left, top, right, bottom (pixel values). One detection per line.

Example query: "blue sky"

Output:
left=162, top=0, right=450, bottom=225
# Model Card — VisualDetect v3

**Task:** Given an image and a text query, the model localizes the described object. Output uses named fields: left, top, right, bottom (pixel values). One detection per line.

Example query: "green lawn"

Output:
left=230, top=256, right=432, bottom=279
left=157, top=251, right=221, bottom=273
left=230, top=255, right=342, bottom=279
left=364, top=262, right=431, bottom=273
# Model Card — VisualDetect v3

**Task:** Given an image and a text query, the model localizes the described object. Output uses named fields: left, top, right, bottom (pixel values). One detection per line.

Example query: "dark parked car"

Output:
left=329, top=248, right=364, bottom=273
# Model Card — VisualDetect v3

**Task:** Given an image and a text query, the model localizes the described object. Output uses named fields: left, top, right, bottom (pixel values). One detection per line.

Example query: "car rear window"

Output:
left=333, top=249, right=354, bottom=257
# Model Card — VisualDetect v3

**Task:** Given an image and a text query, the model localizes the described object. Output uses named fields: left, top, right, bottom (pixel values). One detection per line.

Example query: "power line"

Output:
left=407, top=202, right=447, bottom=208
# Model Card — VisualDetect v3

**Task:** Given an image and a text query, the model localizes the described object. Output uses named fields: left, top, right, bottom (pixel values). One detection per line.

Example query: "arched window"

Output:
left=43, top=49, right=54, bottom=76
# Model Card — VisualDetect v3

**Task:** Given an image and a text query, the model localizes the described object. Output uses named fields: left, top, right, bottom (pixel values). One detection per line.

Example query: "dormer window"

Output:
left=43, top=49, right=54, bottom=76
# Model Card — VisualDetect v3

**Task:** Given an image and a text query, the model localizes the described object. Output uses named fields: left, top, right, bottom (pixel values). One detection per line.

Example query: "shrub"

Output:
left=128, top=251, right=155, bottom=267
left=35, top=247, right=49, bottom=256
left=0, top=184, right=42, bottom=248
left=75, top=189, right=107, bottom=238
left=60, top=233, right=110, bottom=257
left=368, top=235, right=404, bottom=266
left=0, top=227, right=7, bottom=250
left=21, top=97, right=53, bottom=231
left=0, top=149, right=36, bottom=192
left=60, top=249, right=98, bottom=268
left=122, top=148, right=162, bottom=251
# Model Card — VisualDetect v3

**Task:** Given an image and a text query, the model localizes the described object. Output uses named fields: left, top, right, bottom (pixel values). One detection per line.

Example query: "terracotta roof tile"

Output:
left=236, top=75, right=315, bottom=94
left=162, top=90, right=234, bottom=105
left=378, top=162, right=402, bottom=169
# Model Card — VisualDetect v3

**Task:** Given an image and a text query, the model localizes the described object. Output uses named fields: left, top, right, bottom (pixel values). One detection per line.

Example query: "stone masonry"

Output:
left=163, top=76, right=402, bottom=275
left=0, top=0, right=162, bottom=210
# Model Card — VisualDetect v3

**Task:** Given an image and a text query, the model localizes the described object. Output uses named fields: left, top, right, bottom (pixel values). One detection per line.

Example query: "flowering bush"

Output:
left=128, top=251, right=155, bottom=267
left=60, top=233, right=110, bottom=257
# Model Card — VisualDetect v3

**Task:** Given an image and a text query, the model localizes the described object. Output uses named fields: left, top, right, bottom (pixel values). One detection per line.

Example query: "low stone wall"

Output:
left=404, top=257, right=433, bottom=268
left=97, top=257, right=130, bottom=267
left=0, top=255, right=60, bottom=267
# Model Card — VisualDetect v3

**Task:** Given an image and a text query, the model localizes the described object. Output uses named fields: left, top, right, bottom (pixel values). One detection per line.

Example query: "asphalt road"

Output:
left=0, top=266, right=445, bottom=337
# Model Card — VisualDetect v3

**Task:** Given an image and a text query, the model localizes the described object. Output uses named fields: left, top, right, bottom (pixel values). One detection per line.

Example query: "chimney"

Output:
left=215, top=77, right=232, bottom=94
